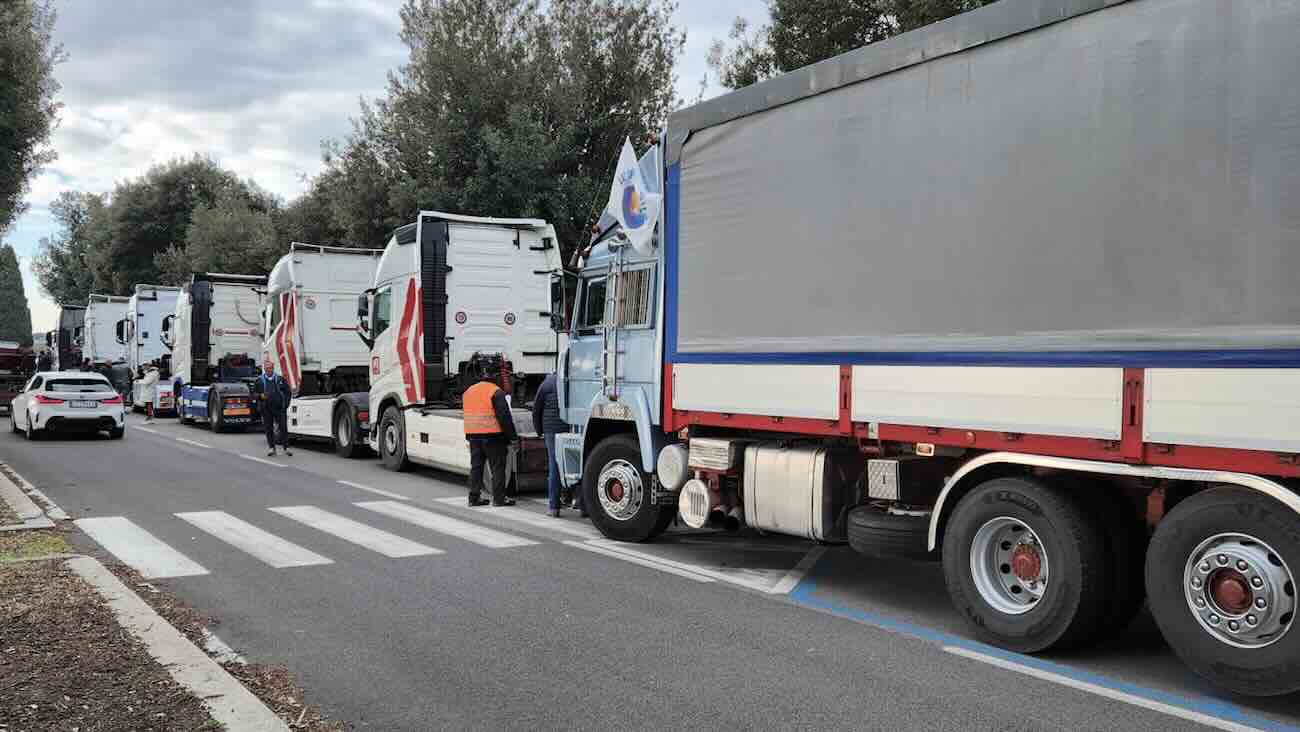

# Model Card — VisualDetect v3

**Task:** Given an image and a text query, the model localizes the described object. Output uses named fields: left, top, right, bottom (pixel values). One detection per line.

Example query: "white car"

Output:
left=10, top=371, right=126, bottom=440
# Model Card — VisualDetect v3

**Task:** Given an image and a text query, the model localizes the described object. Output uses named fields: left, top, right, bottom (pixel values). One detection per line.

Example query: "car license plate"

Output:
left=225, top=407, right=250, bottom=416
left=70, top=400, right=97, bottom=408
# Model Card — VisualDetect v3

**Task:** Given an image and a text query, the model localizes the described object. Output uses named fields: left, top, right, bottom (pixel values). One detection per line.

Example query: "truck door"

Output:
left=565, top=272, right=608, bottom=424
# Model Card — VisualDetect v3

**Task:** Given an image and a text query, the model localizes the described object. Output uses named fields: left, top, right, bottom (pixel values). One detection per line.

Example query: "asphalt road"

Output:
left=3, top=413, right=1299, bottom=731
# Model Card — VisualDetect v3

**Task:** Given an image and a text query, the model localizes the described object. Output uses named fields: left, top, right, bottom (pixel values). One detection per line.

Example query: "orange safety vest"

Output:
left=463, top=381, right=503, bottom=436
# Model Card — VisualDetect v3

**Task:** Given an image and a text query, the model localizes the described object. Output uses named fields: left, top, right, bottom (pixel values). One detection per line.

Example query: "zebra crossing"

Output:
left=74, top=500, right=545, bottom=579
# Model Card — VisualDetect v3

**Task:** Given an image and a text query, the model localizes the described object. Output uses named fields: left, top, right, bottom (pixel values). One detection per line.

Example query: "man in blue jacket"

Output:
left=257, top=361, right=292, bottom=457
left=532, top=372, right=578, bottom=518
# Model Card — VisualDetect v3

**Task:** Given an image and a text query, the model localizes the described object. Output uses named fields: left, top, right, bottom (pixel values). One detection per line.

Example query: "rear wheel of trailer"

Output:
left=1145, top=487, right=1300, bottom=697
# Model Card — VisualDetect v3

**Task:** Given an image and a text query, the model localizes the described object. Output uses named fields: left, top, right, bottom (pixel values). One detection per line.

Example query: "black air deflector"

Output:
left=189, top=280, right=213, bottom=386
left=420, top=216, right=450, bottom=403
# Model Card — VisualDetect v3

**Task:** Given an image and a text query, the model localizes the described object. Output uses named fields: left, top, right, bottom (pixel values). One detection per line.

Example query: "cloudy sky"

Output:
left=6, top=0, right=765, bottom=330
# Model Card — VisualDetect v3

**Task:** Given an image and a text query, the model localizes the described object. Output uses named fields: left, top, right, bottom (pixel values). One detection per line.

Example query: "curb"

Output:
left=0, top=462, right=69, bottom=528
left=66, top=556, right=289, bottom=731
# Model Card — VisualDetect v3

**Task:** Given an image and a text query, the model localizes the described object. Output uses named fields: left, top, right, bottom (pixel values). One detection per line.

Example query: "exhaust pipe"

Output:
left=724, top=506, right=744, bottom=532
left=707, top=508, right=727, bottom=528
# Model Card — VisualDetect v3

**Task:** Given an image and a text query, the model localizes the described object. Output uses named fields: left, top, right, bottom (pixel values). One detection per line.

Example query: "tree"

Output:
left=156, top=192, right=280, bottom=285
left=315, top=0, right=684, bottom=260
left=0, top=0, right=63, bottom=233
left=32, top=190, right=106, bottom=305
left=710, top=0, right=997, bottom=90
left=0, top=246, right=34, bottom=346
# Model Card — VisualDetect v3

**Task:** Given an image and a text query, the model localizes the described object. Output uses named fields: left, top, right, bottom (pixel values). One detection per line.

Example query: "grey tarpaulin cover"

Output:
left=672, top=0, right=1300, bottom=360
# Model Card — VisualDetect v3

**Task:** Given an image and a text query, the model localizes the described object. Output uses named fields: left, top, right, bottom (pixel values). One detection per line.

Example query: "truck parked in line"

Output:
left=261, top=244, right=381, bottom=456
left=362, top=212, right=560, bottom=483
left=48, top=305, right=85, bottom=371
left=121, top=285, right=180, bottom=414
left=0, top=340, right=35, bottom=414
left=165, top=273, right=265, bottom=431
left=555, top=0, right=1300, bottom=697
left=84, top=294, right=130, bottom=366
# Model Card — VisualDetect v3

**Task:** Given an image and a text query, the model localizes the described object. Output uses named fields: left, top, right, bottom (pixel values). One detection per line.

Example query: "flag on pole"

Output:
left=606, top=137, right=661, bottom=255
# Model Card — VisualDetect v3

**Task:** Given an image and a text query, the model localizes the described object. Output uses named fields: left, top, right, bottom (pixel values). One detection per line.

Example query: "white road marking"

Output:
left=268, top=505, right=441, bottom=558
left=201, top=629, right=247, bottom=665
left=433, top=496, right=603, bottom=540
left=176, top=511, right=332, bottom=568
left=943, top=646, right=1267, bottom=732
left=75, top=516, right=209, bottom=579
left=563, top=540, right=715, bottom=583
left=134, top=426, right=160, bottom=434
left=174, top=437, right=212, bottom=449
left=770, top=546, right=826, bottom=595
left=239, top=454, right=284, bottom=468
left=339, top=480, right=409, bottom=501
left=356, top=501, right=538, bottom=549
left=583, top=539, right=790, bottom=593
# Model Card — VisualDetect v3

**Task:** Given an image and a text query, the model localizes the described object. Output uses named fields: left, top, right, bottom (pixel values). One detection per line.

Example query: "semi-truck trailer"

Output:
left=121, top=285, right=180, bottom=414
left=362, top=212, right=560, bottom=483
left=165, top=273, right=264, bottom=431
left=84, top=294, right=129, bottom=366
left=261, top=243, right=381, bottom=457
left=48, top=305, right=85, bottom=370
left=554, top=0, right=1300, bottom=697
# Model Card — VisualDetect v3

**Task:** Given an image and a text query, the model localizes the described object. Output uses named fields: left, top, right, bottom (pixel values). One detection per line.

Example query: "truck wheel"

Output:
left=1087, top=485, right=1148, bottom=638
left=582, top=434, right=672, bottom=543
left=333, top=404, right=361, bottom=459
left=208, top=393, right=224, bottom=433
left=942, top=476, right=1108, bottom=653
left=1145, top=487, right=1300, bottom=696
left=847, top=504, right=935, bottom=561
left=378, top=406, right=409, bottom=471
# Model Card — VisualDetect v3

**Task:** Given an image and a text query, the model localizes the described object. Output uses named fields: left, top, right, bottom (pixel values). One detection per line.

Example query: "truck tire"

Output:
left=378, top=406, right=410, bottom=471
left=208, top=393, right=224, bottom=433
left=1145, top=486, right=1300, bottom=697
left=1086, top=484, right=1148, bottom=638
left=942, top=476, right=1108, bottom=653
left=333, top=403, right=362, bottom=459
left=847, top=504, right=935, bottom=561
left=582, top=434, right=672, bottom=543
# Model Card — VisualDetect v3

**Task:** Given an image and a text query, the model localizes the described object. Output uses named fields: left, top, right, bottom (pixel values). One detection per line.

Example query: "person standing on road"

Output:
left=532, top=372, right=579, bottom=518
left=256, top=361, right=292, bottom=457
left=462, top=369, right=518, bottom=508
left=141, top=361, right=160, bottom=422
left=35, top=351, right=51, bottom=372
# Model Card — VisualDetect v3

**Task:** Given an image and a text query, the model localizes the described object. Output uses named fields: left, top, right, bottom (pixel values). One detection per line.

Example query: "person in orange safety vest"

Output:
left=463, top=369, right=519, bottom=507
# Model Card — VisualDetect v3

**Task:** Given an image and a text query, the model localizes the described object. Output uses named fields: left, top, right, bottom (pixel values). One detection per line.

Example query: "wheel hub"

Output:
left=1184, top=533, right=1295, bottom=649
left=970, top=517, right=1050, bottom=616
left=596, top=460, right=643, bottom=522
left=384, top=424, right=398, bottom=453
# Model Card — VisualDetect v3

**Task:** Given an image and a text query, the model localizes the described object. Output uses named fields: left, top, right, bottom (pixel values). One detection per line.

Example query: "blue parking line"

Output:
left=787, top=578, right=1299, bottom=732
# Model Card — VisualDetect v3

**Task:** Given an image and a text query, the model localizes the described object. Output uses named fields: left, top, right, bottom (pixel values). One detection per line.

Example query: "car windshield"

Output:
left=47, top=378, right=112, bottom=393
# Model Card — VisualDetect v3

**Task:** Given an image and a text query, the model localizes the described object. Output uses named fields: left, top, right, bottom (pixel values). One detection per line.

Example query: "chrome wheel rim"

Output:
left=1184, top=533, right=1295, bottom=648
left=383, top=421, right=399, bottom=455
left=596, top=459, right=643, bottom=522
left=970, top=517, right=1049, bottom=616
left=336, top=413, right=350, bottom=447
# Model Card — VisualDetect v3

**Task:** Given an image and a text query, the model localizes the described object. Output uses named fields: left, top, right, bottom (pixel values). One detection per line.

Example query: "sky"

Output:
left=6, top=0, right=765, bottom=331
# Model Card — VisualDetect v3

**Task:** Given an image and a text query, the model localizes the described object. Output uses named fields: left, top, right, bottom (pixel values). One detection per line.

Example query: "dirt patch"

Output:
left=0, top=559, right=216, bottom=731
left=103, top=561, right=350, bottom=731
left=0, top=530, right=69, bottom=561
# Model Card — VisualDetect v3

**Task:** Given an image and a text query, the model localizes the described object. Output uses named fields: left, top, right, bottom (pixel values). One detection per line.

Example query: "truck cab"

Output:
left=120, top=285, right=181, bottom=414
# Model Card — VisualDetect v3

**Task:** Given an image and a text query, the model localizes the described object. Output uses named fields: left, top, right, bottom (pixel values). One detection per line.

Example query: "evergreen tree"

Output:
left=0, top=245, right=34, bottom=346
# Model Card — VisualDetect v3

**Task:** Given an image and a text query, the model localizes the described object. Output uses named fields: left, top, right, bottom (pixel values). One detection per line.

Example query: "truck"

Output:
left=84, top=294, right=130, bottom=366
left=48, top=305, right=85, bottom=370
left=261, top=243, right=382, bottom=457
left=165, top=273, right=265, bottom=431
left=552, top=0, right=1300, bottom=697
left=121, top=285, right=181, bottom=414
left=0, top=340, right=35, bottom=414
left=362, top=212, right=560, bottom=483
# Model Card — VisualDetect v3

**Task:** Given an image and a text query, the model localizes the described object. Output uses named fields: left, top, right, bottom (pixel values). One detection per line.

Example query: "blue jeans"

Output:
left=545, top=432, right=562, bottom=511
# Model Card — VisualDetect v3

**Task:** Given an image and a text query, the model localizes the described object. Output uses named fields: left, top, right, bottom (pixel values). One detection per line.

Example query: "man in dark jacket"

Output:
left=462, top=369, right=519, bottom=507
left=257, top=361, right=292, bottom=457
left=35, top=351, right=51, bottom=372
left=532, top=372, right=577, bottom=517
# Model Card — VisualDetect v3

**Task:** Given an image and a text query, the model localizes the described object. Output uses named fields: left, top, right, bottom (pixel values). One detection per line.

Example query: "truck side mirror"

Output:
left=114, top=320, right=126, bottom=345
left=357, top=292, right=373, bottom=349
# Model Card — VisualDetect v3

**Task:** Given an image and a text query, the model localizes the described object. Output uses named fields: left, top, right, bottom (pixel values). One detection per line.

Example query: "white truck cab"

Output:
left=362, top=211, right=561, bottom=479
left=121, top=285, right=181, bottom=414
